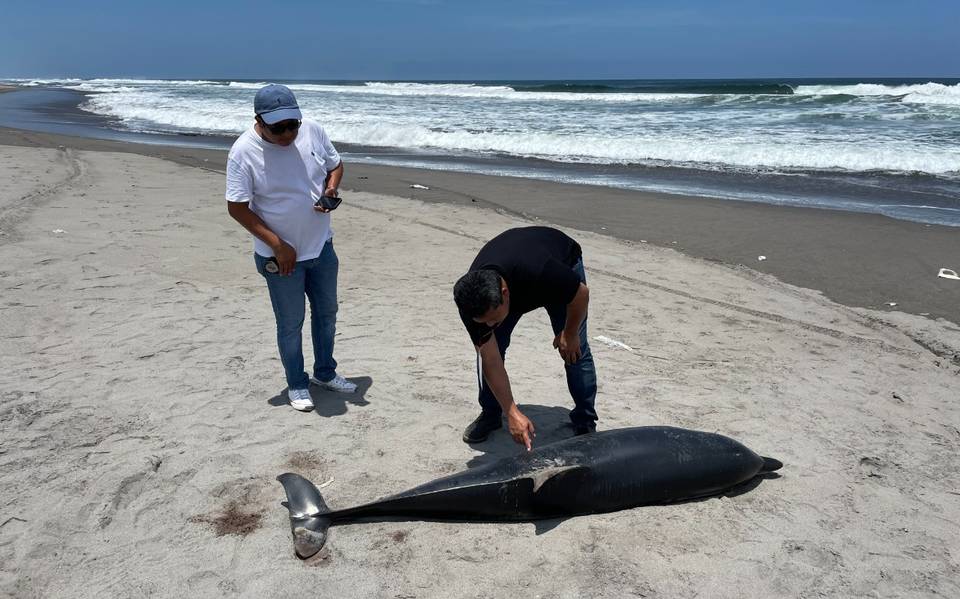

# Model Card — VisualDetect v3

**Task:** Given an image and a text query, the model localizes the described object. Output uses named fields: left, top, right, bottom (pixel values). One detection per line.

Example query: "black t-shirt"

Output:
left=459, top=227, right=583, bottom=345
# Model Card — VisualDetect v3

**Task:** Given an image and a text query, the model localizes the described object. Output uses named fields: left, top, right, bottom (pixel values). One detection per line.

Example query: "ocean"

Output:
left=3, top=77, right=959, bottom=226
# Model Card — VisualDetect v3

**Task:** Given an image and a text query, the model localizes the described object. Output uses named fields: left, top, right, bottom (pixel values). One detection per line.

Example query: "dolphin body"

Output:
left=277, top=426, right=782, bottom=558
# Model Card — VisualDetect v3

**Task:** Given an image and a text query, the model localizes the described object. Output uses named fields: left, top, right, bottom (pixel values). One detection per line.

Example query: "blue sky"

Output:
left=2, top=0, right=957, bottom=80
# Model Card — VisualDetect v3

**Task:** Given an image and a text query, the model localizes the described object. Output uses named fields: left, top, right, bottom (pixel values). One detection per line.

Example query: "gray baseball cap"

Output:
left=254, top=84, right=303, bottom=124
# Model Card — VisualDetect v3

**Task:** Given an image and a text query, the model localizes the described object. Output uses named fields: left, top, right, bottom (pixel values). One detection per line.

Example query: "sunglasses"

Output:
left=264, top=119, right=301, bottom=135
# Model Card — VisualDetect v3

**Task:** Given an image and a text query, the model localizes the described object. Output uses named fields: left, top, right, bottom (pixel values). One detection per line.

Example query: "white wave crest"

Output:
left=80, top=92, right=251, bottom=134
left=39, top=77, right=960, bottom=176
left=11, top=77, right=222, bottom=89
left=324, top=121, right=960, bottom=175
left=43, top=78, right=699, bottom=102
left=269, top=81, right=703, bottom=103
left=226, top=81, right=272, bottom=89
left=362, top=81, right=704, bottom=102
left=795, top=82, right=960, bottom=106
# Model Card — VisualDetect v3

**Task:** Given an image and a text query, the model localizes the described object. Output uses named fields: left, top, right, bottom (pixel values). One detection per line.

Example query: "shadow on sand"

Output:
left=267, top=376, right=373, bottom=417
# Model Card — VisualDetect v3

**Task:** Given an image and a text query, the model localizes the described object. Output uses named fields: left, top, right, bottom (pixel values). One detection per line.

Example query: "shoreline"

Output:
left=2, top=124, right=957, bottom=324
left=2, top=84, right=958, bottom=229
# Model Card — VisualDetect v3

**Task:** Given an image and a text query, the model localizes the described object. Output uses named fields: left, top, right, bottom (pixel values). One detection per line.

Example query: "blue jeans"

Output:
left=477, top=259, right=598, bottom=427
left=255, top=241, right=339, bottom=390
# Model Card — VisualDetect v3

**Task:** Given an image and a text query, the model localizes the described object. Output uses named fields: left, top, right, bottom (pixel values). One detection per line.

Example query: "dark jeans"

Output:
left=255, top=241, right=339, bottom=390
left=477, top=259, right=598, bottom=427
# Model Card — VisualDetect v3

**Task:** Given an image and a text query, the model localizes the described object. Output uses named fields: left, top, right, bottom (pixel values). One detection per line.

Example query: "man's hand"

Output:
left=507, top=406, right=536, bottom=451
left=273, top=241, right=297, bottom=275
left=313, top=187, right=340, bottom=214
left=553, top=330, right=583, bottom=365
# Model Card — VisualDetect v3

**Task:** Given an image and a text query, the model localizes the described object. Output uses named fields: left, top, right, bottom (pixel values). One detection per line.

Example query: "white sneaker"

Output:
left=288, top=388, right=314, bottom=411
left=310, top=374, right=357, bottom=394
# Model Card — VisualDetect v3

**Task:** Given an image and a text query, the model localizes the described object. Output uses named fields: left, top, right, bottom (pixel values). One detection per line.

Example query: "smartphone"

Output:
left=315, top=194, right=342, bottom=210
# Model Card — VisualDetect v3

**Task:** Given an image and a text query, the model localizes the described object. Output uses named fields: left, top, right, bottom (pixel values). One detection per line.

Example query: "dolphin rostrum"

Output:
left=277, top=426, right=782, bottom=558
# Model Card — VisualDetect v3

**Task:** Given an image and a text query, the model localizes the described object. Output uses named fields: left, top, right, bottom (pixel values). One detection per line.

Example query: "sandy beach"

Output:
left=1, top=130, right=959, bottom=598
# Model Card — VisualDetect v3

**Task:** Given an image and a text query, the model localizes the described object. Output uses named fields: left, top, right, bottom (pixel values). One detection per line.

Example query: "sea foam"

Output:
left=12, top=77, right=960, bottom=176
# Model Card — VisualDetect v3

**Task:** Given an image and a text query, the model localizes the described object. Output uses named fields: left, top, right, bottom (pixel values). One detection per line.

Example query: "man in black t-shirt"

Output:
left=453, top=227, right=598, bottom=450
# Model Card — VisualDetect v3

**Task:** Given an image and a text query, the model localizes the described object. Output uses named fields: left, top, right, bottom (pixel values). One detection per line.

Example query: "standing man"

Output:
left=226, top=84, right=356, bottom=412
left=454, top=226, right=598, bottom=450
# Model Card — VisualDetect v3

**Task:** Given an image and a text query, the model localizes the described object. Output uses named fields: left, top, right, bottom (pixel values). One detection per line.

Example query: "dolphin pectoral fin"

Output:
left=529, top=465, right=589, bottom=493
left=533, top=517, right=569, bottom=535
left=277, top=473, right=332, bottom=558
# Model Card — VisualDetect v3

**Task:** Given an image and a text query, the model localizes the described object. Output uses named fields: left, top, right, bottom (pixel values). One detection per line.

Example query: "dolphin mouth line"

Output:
left=761, top=456, right=784, bottom=472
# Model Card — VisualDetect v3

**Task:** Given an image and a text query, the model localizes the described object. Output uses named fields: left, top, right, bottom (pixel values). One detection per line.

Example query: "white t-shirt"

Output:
left=225, top=119, right=341, bottom=260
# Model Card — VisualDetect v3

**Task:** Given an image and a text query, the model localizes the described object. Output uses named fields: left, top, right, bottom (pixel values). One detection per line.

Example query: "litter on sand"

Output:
left=410, top=184, right=430, bottom=190
left=593, top=336, right=671, bottom=361
left=886, top=302, right=898, bottom=307
left=758, top=255, right=767, bottom=261
left=594, top=335, right=634, bottom=352
left=937, top=268, right=959, bottom=280
left=52, top=229, right=66, bottom=234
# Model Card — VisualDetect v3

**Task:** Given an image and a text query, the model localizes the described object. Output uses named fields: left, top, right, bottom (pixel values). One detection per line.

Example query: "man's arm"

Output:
left=553, top=282, right=589, bottom=364
left=226, top=201, right=297, bottom=275
left=323, top=161, right=343, bottom=197
left=477, top=337, right=536, bottom=450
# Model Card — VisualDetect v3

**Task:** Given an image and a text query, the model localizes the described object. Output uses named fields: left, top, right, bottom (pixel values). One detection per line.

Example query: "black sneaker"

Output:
left=572, top=423, right=597, bottom=436
left=462, top=413, right=502, bottom=443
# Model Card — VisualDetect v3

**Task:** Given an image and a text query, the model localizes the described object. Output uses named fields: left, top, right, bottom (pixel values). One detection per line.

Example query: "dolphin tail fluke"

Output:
left=760, top=456, right=783, bottom=473
left=277, top=473, right=332, bottom=559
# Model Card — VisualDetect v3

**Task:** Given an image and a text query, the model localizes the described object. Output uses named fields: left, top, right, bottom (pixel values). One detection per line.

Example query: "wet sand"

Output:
left=1, top=125, right=957, bottom=324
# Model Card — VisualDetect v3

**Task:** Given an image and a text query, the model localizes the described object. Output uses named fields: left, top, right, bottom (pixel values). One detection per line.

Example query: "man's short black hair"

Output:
left=453, top=270, right=503, bottom=318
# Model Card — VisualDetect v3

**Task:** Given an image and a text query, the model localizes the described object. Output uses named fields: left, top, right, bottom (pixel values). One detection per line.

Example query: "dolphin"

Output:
left=277, top=426, right=782, bottom=558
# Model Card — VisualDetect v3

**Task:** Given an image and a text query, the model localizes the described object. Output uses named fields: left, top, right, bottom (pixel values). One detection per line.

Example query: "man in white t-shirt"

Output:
left=225, top=84, right=357, bottom=411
